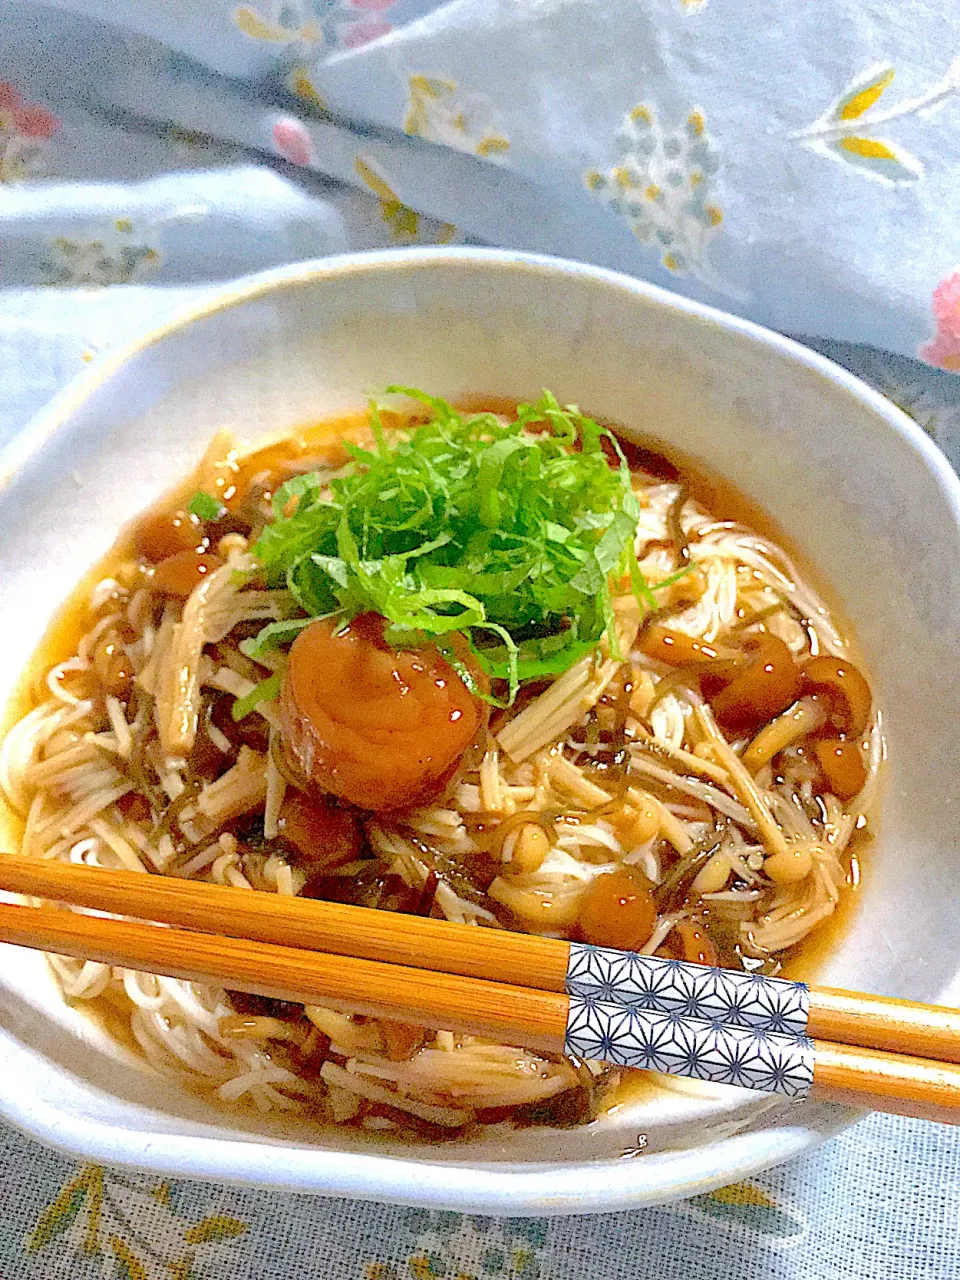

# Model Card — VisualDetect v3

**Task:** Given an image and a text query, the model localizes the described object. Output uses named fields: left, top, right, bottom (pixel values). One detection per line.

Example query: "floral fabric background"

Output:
left=2, top=1, right=960, bottom=1276
left=1, top=1108, right=960, bottom=1278
left=1, top=0, right=959, bottom=363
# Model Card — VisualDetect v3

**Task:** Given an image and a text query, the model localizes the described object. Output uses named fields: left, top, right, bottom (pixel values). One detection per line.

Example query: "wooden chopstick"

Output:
left=0, top=854, right=570, bottom=989
left=3, top=894, right=960, bottom=1124
left=1, top=855, right=958, bottom=1066
left=811, top=1042, right=960, bottom=1126
left=0, top=900, right=567, bottom=1053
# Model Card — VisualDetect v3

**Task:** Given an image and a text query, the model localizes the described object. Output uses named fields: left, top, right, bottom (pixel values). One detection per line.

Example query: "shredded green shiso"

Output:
left=188, top=490, right=225, bottom=521
left=243, top=388, right=679, bottom=703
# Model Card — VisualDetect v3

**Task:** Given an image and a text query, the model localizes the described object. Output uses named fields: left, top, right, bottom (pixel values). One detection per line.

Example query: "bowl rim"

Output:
left=0, top=1057, right=853, bottom=1214
left=4, top=247, right=959, bottom=517
left=2, top=245, right=957, bottom=1213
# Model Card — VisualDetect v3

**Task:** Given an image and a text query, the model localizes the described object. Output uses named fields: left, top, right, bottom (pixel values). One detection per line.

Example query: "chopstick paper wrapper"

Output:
left=564, top=945, right=815, bottom=1096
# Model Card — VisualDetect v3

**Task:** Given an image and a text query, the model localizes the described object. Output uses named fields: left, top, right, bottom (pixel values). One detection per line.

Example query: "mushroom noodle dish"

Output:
left=0, top=390, right=882, bottom=1140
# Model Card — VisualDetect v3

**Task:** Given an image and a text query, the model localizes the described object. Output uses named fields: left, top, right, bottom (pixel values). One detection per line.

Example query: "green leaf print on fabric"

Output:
left=25, top=1162, right=250, bottom=1278
left=25, top=1181, right=88, bottom=1253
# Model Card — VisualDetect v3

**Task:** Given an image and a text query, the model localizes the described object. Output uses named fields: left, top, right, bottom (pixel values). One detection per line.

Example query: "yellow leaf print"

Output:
left=353, top=156, right=401, bottom=204
left=29, top=1165, right=248, bottom=1277
left=233, top=6, right=294, bottom=41
left=513, top=1247, right=535, bottom=1273
left=365, top=1265, right=398, bottom=1280
left=151, top=1179, right=172, bottom=1208
left=27, top=1165, right=104, bottom=1255
left=838, top=66, right=894, bottom=119
left=404, top=75, right=510, bottom=162
left=110, top=1235, right=149, bottom=1280
left=354, top=156, right=421, bottom=241
left=84, top=1166, right=103, bottom=1255
left=183, top=1214, right=248, bottom=1244
left=409, top=1256, right=437, bottom=1280
left=410, top=74, right=455, bottom=100
left=794, top=57, right=960, bottom=184
left=693, top=1179, right=805, bottom=1237
left=354, top=155, right=396, bottom=204
left=288, top=64, right=326, bottom=111
left=26, top=1179, right=87, bottom=1253
left=829, top=134, right=923, bottom=181
left=838, top=136, right=898, bottom=159
left=710, top=1180, right=776, bottom=1208
left=354, top=155, right=455, bottom=244
left=476, top=134, right=510, bottom=157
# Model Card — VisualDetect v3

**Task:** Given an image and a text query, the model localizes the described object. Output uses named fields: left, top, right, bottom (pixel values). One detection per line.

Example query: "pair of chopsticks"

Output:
left=1, top=853, right=960, bottom=1123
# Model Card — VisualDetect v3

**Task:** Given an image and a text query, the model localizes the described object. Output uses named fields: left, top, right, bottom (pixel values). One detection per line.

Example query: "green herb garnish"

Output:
left=250, top=389, right=652, bottom=701
left=188, top=491, right=224, bottom=521
left=239, top=616, right=324, bottom=661
left=231, top=672, right=283, bottom=721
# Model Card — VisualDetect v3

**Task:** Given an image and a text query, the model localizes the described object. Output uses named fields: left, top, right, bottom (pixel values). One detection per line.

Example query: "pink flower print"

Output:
left=0, top=81, right=61, bottom=182
left=342, top=19, right=392, bottom=46
left=920, top=331, right=960, bottom=374
left=931, top=272, right=960, bottom=342
left=0, top=82, right=60, bottom=139
left=919, top=271, right=960, bottom=373
left=272, top=116, right=313, bottom=166
left=13, top=105, right=60, bottom=140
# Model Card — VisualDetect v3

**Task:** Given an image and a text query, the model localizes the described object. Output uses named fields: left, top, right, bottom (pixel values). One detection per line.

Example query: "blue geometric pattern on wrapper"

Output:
left=564, top=945, right=815, bottom=1097
left=566, top=944, right=811, bottom=1033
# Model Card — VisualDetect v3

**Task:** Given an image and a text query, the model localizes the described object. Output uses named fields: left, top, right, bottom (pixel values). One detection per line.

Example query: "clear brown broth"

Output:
left=0, top=401, right=869, bottom=1124
left=1, top=401, right=867, bottom=974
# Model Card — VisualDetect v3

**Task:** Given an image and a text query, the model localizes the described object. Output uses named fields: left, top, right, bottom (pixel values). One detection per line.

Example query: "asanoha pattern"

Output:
left=565, top=947, right=814, bottom=1096
left=566, top=946, right=810, bottom=1034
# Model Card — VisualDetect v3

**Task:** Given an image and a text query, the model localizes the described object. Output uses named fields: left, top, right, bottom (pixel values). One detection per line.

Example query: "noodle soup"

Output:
left=0, top=394, right=881, bottom=1140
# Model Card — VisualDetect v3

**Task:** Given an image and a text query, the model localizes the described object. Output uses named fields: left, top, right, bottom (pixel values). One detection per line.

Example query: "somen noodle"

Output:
left=0, top=393, right=882, bottom=1138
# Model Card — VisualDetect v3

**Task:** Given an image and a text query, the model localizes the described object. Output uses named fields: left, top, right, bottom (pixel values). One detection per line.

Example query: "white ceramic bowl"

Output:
left=2, top=248, right=960, bottom=1215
